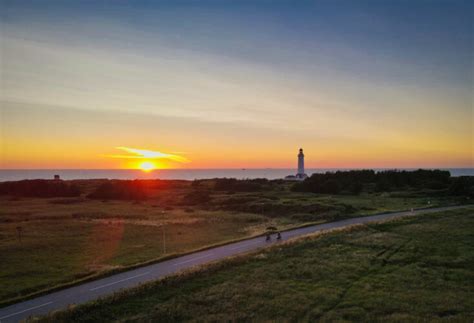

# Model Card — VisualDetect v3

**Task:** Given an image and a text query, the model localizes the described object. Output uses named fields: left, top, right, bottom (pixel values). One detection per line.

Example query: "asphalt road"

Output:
left=0, top=205, right=468, bottom=322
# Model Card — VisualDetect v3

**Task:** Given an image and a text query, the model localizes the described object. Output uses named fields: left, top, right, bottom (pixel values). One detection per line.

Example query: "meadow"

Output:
left=39, top=207, right=474, bottom=322
left=0, top=177, right=466, bottom=304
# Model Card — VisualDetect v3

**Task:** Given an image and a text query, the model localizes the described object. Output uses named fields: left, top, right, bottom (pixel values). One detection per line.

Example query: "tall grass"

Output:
left=39, top=207, right=474, bottom=322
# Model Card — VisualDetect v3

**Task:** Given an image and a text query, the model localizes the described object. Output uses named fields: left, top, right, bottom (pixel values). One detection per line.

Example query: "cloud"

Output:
left=108, top=147, right=190, bottom=163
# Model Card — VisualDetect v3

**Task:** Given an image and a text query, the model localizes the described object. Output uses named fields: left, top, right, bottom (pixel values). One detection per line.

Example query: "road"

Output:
left=0, top=205, right=469, bottom=322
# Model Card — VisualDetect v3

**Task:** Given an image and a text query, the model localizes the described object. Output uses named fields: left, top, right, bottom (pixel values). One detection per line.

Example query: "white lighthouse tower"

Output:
left=296, top=148, right=308, bottom=180
left=285, top=148, right=308, bottom=181
left=297, top=148, right=305, bottom=175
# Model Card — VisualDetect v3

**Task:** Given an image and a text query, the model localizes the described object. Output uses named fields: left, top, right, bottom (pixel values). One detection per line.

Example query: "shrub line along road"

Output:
left=0, top=205, right=469, bottom=322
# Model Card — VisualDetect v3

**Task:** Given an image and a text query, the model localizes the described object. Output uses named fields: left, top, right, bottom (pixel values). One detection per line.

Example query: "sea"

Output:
left=0, top=168, right=472, bottom=181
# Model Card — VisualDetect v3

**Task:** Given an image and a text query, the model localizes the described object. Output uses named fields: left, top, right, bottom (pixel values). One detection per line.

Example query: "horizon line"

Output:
left=0, top=167, right=472, bottom=171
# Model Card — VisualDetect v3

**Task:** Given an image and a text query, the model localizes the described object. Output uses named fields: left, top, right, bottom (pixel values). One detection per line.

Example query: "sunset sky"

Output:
left=1, top=0, right=473, bottom=169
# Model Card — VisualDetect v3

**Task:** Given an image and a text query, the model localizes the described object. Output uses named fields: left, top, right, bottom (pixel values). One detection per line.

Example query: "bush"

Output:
left=448, top=177, right=474, bottom=197
left=181, top=190, right=211, bottom=205
left=87, top=180, right=147, bottom=200
left=0, top=180, right=81, bottom=198
left=213, top=178, right=267, bottom=192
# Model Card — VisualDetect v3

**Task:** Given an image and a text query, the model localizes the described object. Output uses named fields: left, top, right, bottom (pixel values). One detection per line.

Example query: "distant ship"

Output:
left=285, top=148, right=308, bottom=181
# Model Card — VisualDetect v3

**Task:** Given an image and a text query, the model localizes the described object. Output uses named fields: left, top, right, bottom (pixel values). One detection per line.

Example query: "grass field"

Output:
left=0, top=179, right=464, bottom=303
left=39, top=207, right=474, bottom=322
left=0, top=198, right=274, bottom=303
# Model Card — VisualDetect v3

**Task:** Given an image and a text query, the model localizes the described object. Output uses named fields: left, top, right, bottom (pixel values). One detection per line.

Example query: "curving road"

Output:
left=0, top=205, right=469, bottom=322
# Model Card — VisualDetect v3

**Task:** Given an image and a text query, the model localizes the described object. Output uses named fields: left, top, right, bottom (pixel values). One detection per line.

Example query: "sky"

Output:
left=1, top=0, right=473, bottom=169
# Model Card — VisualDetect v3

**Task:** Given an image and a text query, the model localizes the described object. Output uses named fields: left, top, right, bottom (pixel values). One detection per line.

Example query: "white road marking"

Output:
left=0, top=301, right=53, bottom=320
left=173, top=254, right=213, bottom=266
left=89, top=272, right=150, bottom=291
left=230, top=240, right=261, bottom=250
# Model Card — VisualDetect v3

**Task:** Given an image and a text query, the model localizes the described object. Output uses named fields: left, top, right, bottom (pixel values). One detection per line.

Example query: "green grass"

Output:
left=40, top=207, right=474, bottom=322
left=0, top=198, right=278, bottom=303
left=211, top=189, right=459, bottom=221
left=0, top=180, right=464, bottom=304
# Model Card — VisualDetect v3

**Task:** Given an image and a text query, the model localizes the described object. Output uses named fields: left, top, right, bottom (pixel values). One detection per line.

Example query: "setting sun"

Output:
left=139, top=161, right=156, bottom=172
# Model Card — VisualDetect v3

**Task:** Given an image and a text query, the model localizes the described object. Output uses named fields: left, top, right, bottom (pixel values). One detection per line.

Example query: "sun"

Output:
left=139, top=161, right=156, bottom=172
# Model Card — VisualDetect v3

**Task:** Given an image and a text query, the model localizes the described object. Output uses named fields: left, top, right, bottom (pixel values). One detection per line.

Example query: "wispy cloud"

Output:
left=108, top=147, right=190, bottom=163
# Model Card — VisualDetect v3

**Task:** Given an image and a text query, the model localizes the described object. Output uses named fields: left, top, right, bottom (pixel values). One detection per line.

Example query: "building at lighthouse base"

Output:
left=284, top=173, right=308, bottom=181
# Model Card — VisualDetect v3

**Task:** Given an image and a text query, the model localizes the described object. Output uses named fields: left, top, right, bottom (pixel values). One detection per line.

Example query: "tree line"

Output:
left=292, top=169, right=472, bottom=196
left=1, top=172, right=472, bottom=200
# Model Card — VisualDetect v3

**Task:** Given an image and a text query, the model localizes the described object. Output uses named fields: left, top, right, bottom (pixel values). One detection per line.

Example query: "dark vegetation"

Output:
left=0, top=172, right=470, bottom=234
left=39, top=207, right=474, bottom=322
left=86, top=180, right=148, bottom=200
left=292, top=169, right=471, bottom=196
left=0, top=180, right=81, bottom=198
left=2, top=171, right=470, bottom=203
left=448, top=176, right=474, bottom=197
left=186, top=171, right=471, bottom=219
left=181, top=190, right=211, bottom=205
left=213, top=178, right=271, bottom=192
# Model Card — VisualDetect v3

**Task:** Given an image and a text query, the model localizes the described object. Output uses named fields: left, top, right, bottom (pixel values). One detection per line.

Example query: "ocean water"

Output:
left=0, top=168, right=472, bottom=181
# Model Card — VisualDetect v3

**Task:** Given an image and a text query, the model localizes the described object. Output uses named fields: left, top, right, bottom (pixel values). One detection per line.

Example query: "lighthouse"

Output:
left=297, top=148, right=305, bottom=176
left=285, top=148, right=308, bottom=181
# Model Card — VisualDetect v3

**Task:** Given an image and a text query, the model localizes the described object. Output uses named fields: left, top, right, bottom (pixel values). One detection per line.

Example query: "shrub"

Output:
left=448, top=177, right=474, bottom=197
left=182, top=190, right=211, bottom=205
left=87, top=180, right=148, bottom=200
left=213, top=178, right=267, bottom=192
left=0, top=180, right=81, bottom=198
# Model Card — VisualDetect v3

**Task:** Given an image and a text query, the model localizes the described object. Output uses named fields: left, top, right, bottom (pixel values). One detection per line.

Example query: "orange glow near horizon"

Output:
left=107, top=147, right=190, bottom=170
left=1, top=4, right=472, bottom=171
left=1, top=143, right=472, bottom=170
left=1, top=118, right=472, bottom=170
